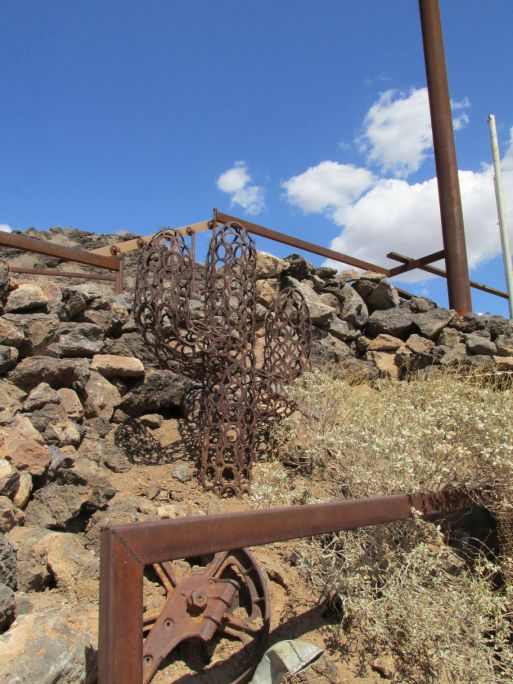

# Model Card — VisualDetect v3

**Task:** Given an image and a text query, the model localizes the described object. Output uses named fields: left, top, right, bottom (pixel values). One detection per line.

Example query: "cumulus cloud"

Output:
left=357, top=87, right=470, bottom=178
left=216, top=161, right=265, bottom=215
left=0, top=224, right=12, bottom=232
left=283, top=127, right=513, bottom=283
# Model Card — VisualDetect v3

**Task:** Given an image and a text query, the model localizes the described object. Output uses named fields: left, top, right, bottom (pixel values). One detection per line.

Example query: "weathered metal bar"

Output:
left=214, top=210, right=390, bottom=276
left=418, top=0, right=472, bottom=315
left=89, top=221, right=212, bottom=256
left=98, top=488, right=474, bottom=683
left=8, top=266, right=117, bottom=282
left=115, top=257, right=124, bottom=294
left=0, top=230, right=120, bottom=271
left=388, top=252, right=509, bottom=300
left=387, top=249, right=446, bottom=277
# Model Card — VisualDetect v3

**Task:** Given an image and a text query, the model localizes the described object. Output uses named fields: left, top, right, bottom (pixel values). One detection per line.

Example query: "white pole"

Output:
left=488, top=114, right=513, bottom=319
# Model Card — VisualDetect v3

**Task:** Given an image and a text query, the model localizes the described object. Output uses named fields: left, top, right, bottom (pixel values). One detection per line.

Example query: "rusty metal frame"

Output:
left=99, top=488, right=474, bottom=683
left=0, top=230, right=124, bottom=294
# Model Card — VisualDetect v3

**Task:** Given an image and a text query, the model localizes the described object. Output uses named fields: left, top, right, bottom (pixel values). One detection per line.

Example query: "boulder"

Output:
left=0, top=418, right=51, bottom=476
left=255, top=251, right=289, bottom=279
left=2, top=312, right=60, bottom=356
left=12, top=472, right=32, bottom=509
left=314, top=266, right=338, bottom=280
left=432, top=343, right=467, bottom=365
left=327, top=317, right=361, bottom=342
left=171, top=463, right=193, bottom=483
left=60, top=288, right=87, bottom=320
left=23, top=382, right=60, bottom=411
left=405, top=334, right=435, bottom=355
left=413, top=308, right=454, bottom=339
left=466, top=334, right=497, bottom=356
left=494, top=356, right=513, bottom=371
left=83, top=303, right=129, bottom=336
left=0, top=496, right=24, bottom=532
left=337, top=357, right=380, bottom=381
left=0, top=317, right=24, bottom=347
left=8, top=356, right=89, bottom=392
left=82, top=371, right=121, bottom=420
left=365, top=351, right=400, bottom=380
left=0, top=380, right=25, bottom=425
left=0, top=605, right=98, bottom=684
left=57, top=388, right=84, bottom=420
left=0, top=582, right=14, bottom=632
left=4, top=284, right=48, bottom=313
left=402, top=296, right=437, bottom=313
left=101, top=332, right=159, bottom=368
left=437, top=327, right=462, bottom=347
left=495, top=334, right=513, bottom=357
left=311, top=329, right=351, bottom=363
left=0, top=532, right=16, bottom=589
left=336, top=285, right=368, bottom=327
left=284, top=278, right=336, bottom=327
left=77, top=437, right=131, bottom=473
left=90, top=354, right=145, bottom=378
left=0, top=459, right=19, bottom=499
left=58, top=322, right=104, bottom=357
left=366, top=309, right=415, bottom=339
left=367, top=334, right=403, bottom=352
left=367, top=281, right=400, bottom=311
left=256, top=279, right=279, bottom=307
left=284, top=254, right=312, bottom=279
left=0, top=345, right=18, bottom=374
left=119, top=370, right=194, bottom=417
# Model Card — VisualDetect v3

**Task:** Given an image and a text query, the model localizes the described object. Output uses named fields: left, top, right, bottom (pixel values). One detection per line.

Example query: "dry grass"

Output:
left=269, top=366, right=513, bottom=683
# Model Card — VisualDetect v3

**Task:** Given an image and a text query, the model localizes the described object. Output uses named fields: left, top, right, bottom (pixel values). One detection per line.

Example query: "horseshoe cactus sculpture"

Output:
left=134, top=221, right=310, bottom=496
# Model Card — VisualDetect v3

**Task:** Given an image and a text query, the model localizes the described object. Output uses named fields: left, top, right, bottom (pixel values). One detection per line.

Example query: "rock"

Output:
left=83, top=303, right=129, bottom=336
left=57, top=388, right=84, bottom=420
left=23, top=382, right=60, bottom=411
left=367, top=334, right=403, bottom=352
left=4, top=284, right=48, bottom=313
left=67, top=282, right=104, bottom=302
left=12, top=472, right=32, bottom=509
left=402, top=296, right=437, bottom=313
left=327, top=317, right=361, bottom=342
left=0, top=459, right=19, bottom=498
left=61, top=288, right=87, bottom=320
left=366, top=308, right=415, bottom=339
left=140, top=413, right=163, bottom=428
left=0, top=419, right=51, bottom=476
left=0, top=496, right=24, bottom=532
left=82, top=371, right=121, bottom=420
left=0, top=345, right=18, bottom=374
left=311, top=329, right=351, bottom=362
left=360, top=270, right=386, bottom=283
left=9, top=356, right=89, bottom=392
left=0, top=532, right=16, bottom=589
left=58, top=322, right=104, bottom=357
left=27, top=403, right=81, bottom=447
left=256, top=279, right=279, bottom=307
left=365, top=351, right=400, bottom=379
left=284, top=277, right=336, bottom=327
left=493, top=356, right=513, bottom=371
left=25, top=476, right=115, bottom=529
left=119, top=370, right=194, bottom=417
left=367, top=280, right=400, bottom=311
left=467, top=354, right=495, bottom=369
left=353, top=278, right=376, bottom=300
left=495, top=334, right=513, bottom=357
left=336, top=285, right=368, bottom=327
left=0, top=380, right=25, bottom=425
left=433, top=343, right=467, bottom=365
left=0, top=582, right=15, bottom=632
left=414, top=308, right=454, bottom=339
left=83, top=416, right=111, bottom=437
left=84, top=496, right=142, bottom=551
left=171, top=463, right=193, bottom=483
left=466, top=334, right=497, bottom=356
left=284, top=254, right=312, bottom=279
left=405, top=334, right=435, bottom=355
left=255, top=251, right=289, bottom=279
left=319, top=292, right=340, bottom=309
left=372, top=655, right=396, bottom=680
left=437, top=327, right=462, bottom=347
left=101, top=332, right=159, bottom=368
left=337, top=357, right=380, bottom=381
left=0, top=605, right=98, bottom=683
left=0, top=317, right=24, bottom=347
left=90, top=354, right=145, bottom=378
left=77, top=437, right=131, bottom=473
left=2, top=312, right=60, bottom=356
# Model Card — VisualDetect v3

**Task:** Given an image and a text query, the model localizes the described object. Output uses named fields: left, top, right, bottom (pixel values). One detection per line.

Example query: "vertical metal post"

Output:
left=488, top=114, right=513, bottom=319
left=418, top=0, right=472, bottom=315
left=115, top=256, right=124, bottom=295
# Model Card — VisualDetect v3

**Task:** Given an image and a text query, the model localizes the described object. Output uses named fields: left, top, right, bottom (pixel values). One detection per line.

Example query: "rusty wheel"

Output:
left=142, top=548, right=270, bottom=683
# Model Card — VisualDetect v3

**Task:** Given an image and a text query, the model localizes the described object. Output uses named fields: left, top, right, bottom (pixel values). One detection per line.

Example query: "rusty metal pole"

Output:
left=418, top=0, right=472, bottom=315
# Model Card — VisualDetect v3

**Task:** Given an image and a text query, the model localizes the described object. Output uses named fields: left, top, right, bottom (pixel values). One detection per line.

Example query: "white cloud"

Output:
left=216, top=161, right=265, bottom=215
left=282, top=129, right=513, bottom=283
left=0, top=224, right=12, bottom=232
left=357, top=87, right=470, bottom=178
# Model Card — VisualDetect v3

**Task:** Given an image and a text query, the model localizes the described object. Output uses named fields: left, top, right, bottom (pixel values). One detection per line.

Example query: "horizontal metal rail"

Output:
left=388, top=252, right=509, bottom=300
left=99, top=487, right=474, bottom=683
left=388, top=249, right=446, bottom=277
left=8, top=266, right=117, bottom=282
left=214, top=210, right=390, bottom=275
left=0, top=231, right=123, bottom=293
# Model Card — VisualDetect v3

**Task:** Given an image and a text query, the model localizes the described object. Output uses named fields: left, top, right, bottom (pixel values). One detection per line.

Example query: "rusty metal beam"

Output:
left=388, top=252, right=509, bottom=300
left=387, top=249, right=446, bottom=277
left=8, top=266, right=117, bottom=282
left=99, top=488, right=474, bottom=683
left=214, top=210, right=390, bottom=276
left=0, top=230, right=120, bottom=271
left=419, top=0, right=472, bottom=315
left=89, top=221, right=212, bottom=256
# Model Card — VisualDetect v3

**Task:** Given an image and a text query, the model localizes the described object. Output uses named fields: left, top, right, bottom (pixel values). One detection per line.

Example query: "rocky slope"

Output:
left=1, top=227, right=512, bottom=682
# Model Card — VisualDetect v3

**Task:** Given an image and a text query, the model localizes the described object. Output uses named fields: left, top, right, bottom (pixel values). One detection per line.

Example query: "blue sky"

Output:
left=1, top=0, right=513, bottom=315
